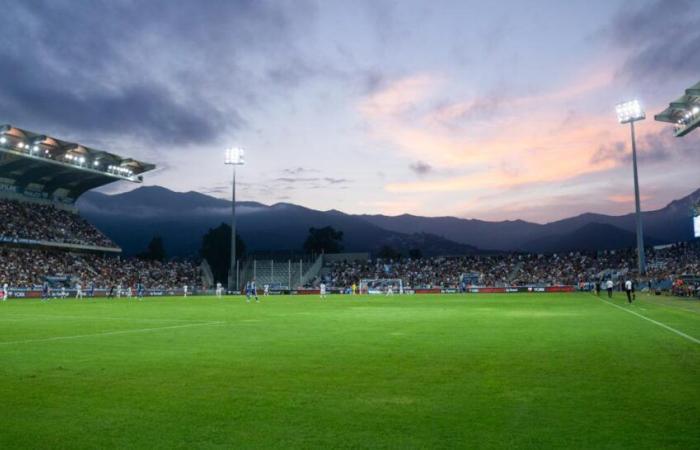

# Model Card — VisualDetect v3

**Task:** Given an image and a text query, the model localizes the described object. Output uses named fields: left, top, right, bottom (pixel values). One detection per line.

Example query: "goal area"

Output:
left=359, top=279, right=404, bottom=295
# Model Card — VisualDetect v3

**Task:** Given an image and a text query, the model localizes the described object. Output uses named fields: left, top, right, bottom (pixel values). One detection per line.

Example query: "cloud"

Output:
left=607, top=0, right=700, bottom=80
left=274, top=177, right=321, bottom=183
left=282, top=167, right=320, bottom=175
left=0, top=0, right=316, bottom=146
left=409, top=161, right=432, bottom=175
left=591, top=141, right=627, bottom=165
left=324, top=177, right=352, bottom=185
left=590, top=131, right=700, bottom=166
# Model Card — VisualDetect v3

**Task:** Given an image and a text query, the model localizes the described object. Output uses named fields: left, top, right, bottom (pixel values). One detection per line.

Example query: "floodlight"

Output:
left=225, top=147, right=245, bottom=165
left=0, top=136, right=6, bottom=144
left=94, top=161, right=99, bottom=167
left=224, top=145, right=247, bottom=289
left=615, top=99, right=645, bottom=124
left=615, top=98, right=646, bottom=274
left=17, top=142, right=24, bottom=149
left=693, top=106, right=699, bottom=114
left=32, top=145, right=39, bottom=152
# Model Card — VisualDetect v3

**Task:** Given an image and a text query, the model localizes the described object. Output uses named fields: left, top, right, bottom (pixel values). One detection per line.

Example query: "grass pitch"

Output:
left=0, top=293, right=699, bottom=449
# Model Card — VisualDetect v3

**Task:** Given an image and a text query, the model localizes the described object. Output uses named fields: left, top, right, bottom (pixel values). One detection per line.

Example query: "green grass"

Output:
left=0, top=292, right=699, bottom=449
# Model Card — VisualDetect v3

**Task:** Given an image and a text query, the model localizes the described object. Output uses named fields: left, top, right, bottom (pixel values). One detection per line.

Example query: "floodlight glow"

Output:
left=94, top=161, right=99, bottom=167
left=32, top=145, right=39, bottom=152
left=0, top=136, right=6, bottom=144
left=225, top=147, right=245, bottom=165
left=693, top=106, right=699, bottom=114
left=17, top=142, right=24, bottom=149
left=616, top=99, right=645, bottom=124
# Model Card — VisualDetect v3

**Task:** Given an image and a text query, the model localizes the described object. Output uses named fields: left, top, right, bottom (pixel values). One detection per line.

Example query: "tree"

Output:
left=200, top=223, right=246, bottom=284
left=302, top=226, right=343, bottom=254
left=377, top=245, right=401, bottom=260
left=139, top=235, right=166, bottom=261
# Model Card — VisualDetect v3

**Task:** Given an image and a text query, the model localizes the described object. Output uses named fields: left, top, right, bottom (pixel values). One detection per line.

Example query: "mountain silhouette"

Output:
left=78, top=186, right=480, bottom=257
left=77, top=186, right=699, bottom=257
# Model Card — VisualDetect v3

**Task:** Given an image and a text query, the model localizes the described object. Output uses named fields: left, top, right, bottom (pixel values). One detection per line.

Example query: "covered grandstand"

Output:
left=0, top=125, right=202, bottom=297
left=0, top=124, right=153, bottom=253
left=654, top=80, right=700, bottom=137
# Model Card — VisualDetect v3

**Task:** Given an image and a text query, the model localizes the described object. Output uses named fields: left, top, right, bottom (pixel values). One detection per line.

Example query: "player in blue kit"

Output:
left=246, top=280, right=259, bottom=303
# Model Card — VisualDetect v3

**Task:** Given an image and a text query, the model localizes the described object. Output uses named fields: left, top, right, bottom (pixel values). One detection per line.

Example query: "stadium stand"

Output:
left=318, top=243, right=700, bottom=295
left=0, top=125, right=202, bottom=295
left=0, top=198, right=115, bottom=248
left=0, top=247, right=200, bottom=290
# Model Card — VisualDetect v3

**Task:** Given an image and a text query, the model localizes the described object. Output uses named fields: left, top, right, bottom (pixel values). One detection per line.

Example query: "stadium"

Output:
left=1, top=2, right=700, bottom=449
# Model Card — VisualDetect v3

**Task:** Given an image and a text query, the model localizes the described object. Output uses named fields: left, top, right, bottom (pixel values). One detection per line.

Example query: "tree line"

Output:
left=139, top=224, right=422, bottom=285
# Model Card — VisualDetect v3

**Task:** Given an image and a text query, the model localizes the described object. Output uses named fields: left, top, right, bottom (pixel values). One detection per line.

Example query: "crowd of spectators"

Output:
left=0, top=247, right=200, bottom=290
left=0, top=199, right=115, bottom=248
left=322, top=242, right=700, bottom=291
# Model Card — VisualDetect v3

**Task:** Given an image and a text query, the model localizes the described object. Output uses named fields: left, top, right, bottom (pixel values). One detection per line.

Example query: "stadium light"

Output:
left=615, top=99, right=646, bottom=275
left=615, top=99, right=645, bottom=124
left=225, top=147, right=245, bottom=291
left=225, top=147, right=245, bottom=165
left=0, top=136, right=6, bottom=144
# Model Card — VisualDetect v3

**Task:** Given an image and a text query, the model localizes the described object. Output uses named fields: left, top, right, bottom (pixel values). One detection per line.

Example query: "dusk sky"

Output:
left=1, top=0, right=699, bottom=222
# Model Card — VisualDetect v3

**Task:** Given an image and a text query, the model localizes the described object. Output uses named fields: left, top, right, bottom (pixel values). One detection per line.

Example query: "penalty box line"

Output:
left=0, top=321, right=225, bottom=346
left=599, top=298, right=700, bottom=345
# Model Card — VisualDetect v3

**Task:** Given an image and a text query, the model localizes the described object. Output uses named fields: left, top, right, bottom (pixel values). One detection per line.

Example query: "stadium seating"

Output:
left=0, top=247, right=200, bottom=290
left=321, top=243, right=700, bottom=291
left=0, top=199, right=116, bottom=248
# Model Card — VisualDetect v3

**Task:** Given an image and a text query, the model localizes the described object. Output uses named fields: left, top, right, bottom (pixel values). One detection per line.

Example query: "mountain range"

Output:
left=76, top=185, right=700, bottom=258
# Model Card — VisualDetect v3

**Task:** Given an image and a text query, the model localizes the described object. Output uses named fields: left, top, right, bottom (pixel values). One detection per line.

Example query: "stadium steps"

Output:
left=507, top=261, right=524, bottom=283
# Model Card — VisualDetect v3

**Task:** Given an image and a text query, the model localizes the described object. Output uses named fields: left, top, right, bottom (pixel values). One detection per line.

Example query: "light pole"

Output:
left=615, top=99, right=646, bottom=275
left=225, top=147, right=245, bottom=290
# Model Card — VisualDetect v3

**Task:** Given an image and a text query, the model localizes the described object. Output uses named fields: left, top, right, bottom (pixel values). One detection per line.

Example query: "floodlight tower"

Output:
left=225, top=147, right=245, bottom=290
left=615, top=99, right=646, bottom=275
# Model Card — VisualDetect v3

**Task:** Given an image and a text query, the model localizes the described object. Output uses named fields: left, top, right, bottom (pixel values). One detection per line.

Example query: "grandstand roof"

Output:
left=654, top=81, right=700, bottom=137
left=0, top=125, right=155, bottom=202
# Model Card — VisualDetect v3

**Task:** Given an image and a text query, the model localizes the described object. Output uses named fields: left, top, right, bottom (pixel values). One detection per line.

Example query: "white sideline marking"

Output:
left=0, top=321, right=224, bottom=346
left=2, top=313, right=204, bottom=323
left=599, top=298, right=700, bottom=344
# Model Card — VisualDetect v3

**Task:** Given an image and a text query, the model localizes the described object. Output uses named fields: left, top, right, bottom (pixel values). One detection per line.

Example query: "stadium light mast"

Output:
left=225, top=147, right=245, bottom=291
left=615, top=99, right=646, bottom=275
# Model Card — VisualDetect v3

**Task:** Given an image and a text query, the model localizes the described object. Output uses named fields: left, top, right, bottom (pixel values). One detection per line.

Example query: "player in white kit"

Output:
left=117, top=283, right=122, bottom=298
left=75, top=282, right=84, bottom=300
left=183, top=284, right=188, bottom=297
left=2, top=282, right=8, bottom=301
left=216, top=282, right=224, bottom=298
left=320, top=282, right=327, bottom=299
left=386, top=284, right=394, bottom=296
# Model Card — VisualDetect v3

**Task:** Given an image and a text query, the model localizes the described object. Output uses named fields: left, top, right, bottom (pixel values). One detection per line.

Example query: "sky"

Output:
left=1, top=0, right=699, bottom=223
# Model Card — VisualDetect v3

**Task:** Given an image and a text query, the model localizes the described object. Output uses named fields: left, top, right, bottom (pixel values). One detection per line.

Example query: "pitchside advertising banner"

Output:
left=2, top=286, right=576, bottom=298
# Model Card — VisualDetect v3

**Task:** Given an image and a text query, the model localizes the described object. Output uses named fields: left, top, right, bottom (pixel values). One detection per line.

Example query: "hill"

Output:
left=521, top=223, right=663, bottom=253
left=77, top=187, right=480, bottom=257
left=77, top=186, right=699, bottom=257
left=359, top=188, right=700, bottom=251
